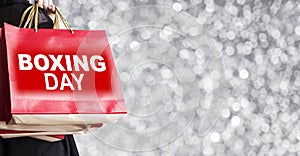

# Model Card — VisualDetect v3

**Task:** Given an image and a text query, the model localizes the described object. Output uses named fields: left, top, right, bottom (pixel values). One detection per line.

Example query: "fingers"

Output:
left=47, top=0, right=55, bottom=13
left=37, top=0, right=43, bottom=8
left=36, top=0, right=55, bottom=13
left=46, top=0, right=55, bottom=21
left=35, top=0, right=56, bottom=21
left=43, top=0, right=48, bottom=9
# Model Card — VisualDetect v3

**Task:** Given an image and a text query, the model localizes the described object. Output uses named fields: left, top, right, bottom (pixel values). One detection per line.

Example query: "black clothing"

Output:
left=0, top=0, right=54, bottom=28
left=0, top=1, right=80, bottom=156
left=0, top=0, right=27, bottom=6
left=1, top=136, right=79, bottom=156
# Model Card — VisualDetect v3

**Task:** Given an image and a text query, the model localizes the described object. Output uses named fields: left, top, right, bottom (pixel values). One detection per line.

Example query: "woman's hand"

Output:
left=35, top=0, right=56, bottom=20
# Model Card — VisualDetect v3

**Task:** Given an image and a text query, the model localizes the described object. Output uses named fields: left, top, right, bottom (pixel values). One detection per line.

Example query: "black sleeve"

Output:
left=0, top=0, right=6, bottom=6
left=0, top=3, right=29, bottom=27
left=0, top=0, right=53, bottom=28
left=0, top=0, right=28, bottom=7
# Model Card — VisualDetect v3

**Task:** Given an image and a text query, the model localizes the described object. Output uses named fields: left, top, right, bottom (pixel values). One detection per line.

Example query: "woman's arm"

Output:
left=36, top=0, right=55, bottom=20
left=0, top=0, right=55, bottom=28
left=37, top=0, right=55, bottom=12
left=0, top=2, right=29, bottom=27
left=0, top=0, right=28, bottom=7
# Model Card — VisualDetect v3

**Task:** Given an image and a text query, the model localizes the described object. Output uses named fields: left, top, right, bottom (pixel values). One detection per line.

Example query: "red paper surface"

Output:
left=3, top=23, right=126, bottom=115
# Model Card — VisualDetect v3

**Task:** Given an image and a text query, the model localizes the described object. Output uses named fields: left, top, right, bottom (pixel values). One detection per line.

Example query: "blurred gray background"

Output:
left=41, top=0, right=300, bottom=155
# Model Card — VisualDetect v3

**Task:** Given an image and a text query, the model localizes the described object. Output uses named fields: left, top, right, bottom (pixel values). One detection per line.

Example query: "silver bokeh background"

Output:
left=49, top=0, right=300, bottom=155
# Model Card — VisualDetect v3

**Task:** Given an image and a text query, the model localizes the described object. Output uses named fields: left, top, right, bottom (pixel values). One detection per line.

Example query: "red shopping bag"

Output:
left=2, top=23, right=126, bottom=125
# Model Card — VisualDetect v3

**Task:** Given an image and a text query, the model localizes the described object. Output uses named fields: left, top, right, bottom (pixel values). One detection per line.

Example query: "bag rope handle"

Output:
left=19, top=3, right=74, bottom=34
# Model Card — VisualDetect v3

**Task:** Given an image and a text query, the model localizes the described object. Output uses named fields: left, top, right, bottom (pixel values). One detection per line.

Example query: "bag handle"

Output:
left=19, top=3, right=74, bottom=34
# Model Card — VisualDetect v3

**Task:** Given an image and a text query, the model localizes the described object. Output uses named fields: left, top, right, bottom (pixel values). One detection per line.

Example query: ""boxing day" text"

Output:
left=18, top=54, right=106, bottom=91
